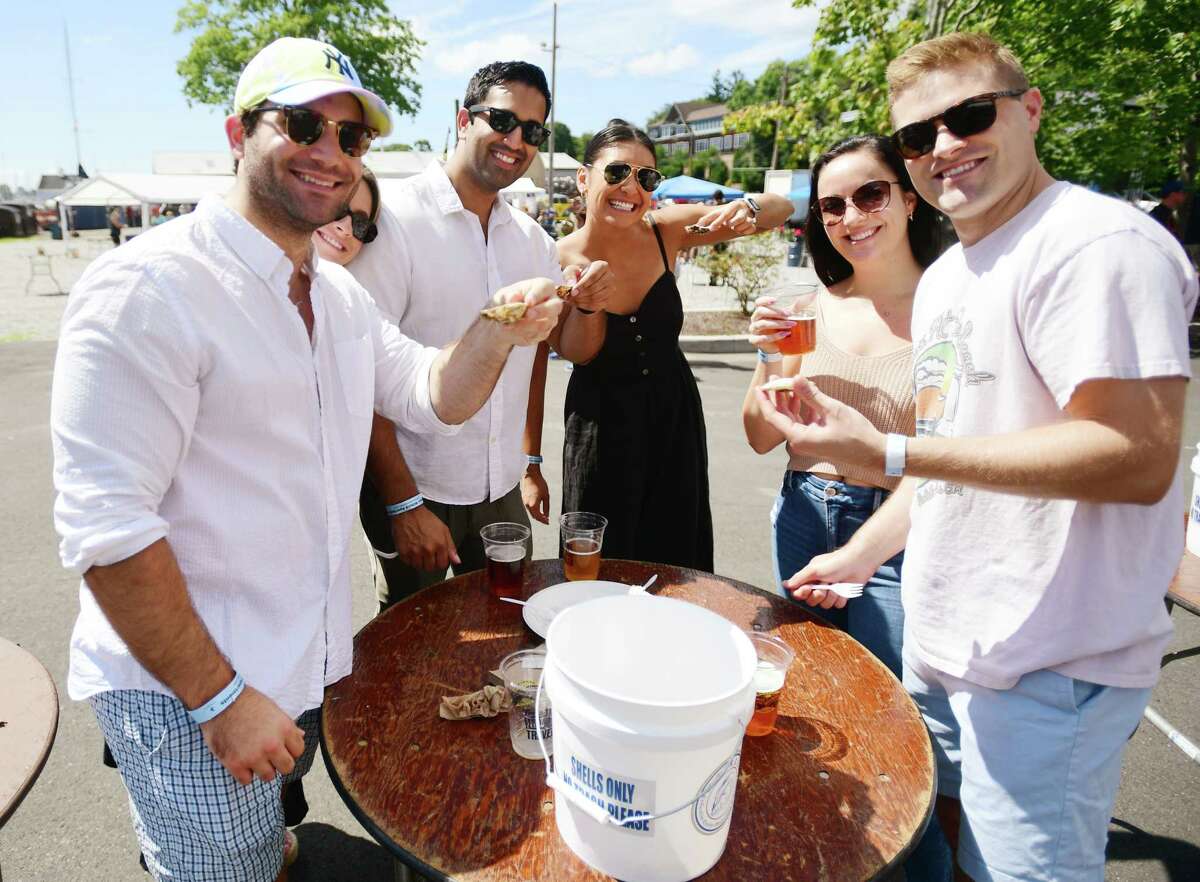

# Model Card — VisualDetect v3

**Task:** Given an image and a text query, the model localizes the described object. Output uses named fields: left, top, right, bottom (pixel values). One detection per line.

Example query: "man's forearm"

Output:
left=428, top=320, right=514, bottom=425
left=906, top=419, right=1176, bottom=504
left=84, top=538, right=232, bottom=708
left=365, top=413, right=419, bottom=501
left=524, top=343, right=549, bottom=455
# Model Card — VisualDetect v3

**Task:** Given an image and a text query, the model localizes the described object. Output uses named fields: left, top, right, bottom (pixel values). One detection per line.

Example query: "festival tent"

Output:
left=55, top=173, right=234, bottom=233
left=652, top=175, right=745, bottom=202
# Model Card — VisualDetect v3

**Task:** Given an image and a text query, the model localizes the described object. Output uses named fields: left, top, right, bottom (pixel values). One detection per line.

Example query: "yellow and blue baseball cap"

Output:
left=234, top=37, right=393, bottom=136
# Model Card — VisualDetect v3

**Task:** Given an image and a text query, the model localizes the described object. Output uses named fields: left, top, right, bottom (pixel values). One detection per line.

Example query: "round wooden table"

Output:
left=322, top=560, right=934, bottom=881
left=0, top=637, right=59, bottom=830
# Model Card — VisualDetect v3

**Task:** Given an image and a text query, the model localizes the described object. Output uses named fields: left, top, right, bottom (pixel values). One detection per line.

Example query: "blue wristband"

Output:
left=758, top=349, right=783, bottom=363
left=526, top=454, right=544, bottom=465
left=189, top=673, right=245, bottom=725
left=386, top=494, right=424, bottom=517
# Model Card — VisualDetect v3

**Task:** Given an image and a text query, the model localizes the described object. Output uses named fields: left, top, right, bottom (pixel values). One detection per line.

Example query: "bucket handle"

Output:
left=534, top=668, right=749, bottom=829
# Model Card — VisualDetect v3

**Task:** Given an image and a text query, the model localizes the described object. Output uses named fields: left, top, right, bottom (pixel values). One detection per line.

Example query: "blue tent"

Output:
left=653, top=175, right=745, bottom=202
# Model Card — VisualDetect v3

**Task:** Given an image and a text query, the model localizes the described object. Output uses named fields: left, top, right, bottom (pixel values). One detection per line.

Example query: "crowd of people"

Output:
left=49, top=28, right=1196, bottom=882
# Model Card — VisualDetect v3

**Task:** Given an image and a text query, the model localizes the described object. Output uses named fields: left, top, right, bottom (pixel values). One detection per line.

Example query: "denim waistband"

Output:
left=784, top=470, right=889, bottom=512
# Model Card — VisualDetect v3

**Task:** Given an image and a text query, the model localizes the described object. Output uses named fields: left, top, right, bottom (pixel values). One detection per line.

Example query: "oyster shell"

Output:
left=479, top=301, right=529, bottom=323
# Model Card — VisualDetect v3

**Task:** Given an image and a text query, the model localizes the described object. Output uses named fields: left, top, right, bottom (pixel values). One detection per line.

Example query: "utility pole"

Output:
left=769, top=65, right=788, bottom=171
left=541, top=3, right=559, bottom=199
left=63, top=21, right=83, bottom=175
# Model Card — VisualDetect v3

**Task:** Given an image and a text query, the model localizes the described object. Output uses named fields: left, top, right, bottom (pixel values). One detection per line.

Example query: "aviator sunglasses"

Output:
left=815, top=180, right=900, bottom=226
left=592, top=161, right=664, bottom=193
left=468, top=105, right=551, bottom=147
left=253, top=104, right=377, bottom=158
left=891, top=89, right=1027, bottom=159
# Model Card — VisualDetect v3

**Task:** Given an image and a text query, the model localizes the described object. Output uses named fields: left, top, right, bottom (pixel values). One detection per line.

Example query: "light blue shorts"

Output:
left=902, top=655, right=1151, bottom=882
left=92, top=689, right=320, bottom=882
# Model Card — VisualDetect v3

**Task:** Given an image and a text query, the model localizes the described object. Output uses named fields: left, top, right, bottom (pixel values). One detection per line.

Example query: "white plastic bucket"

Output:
left=1188, top=451, right=1200, bottom=557
left=538, top=593, right=756, bottom=882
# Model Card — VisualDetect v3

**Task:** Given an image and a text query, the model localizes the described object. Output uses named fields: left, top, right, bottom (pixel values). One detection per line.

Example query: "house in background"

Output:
left=648, top=102, right=750, bottom=169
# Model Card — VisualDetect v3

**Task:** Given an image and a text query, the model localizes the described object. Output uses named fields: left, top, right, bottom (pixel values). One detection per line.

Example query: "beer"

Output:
left=746, top=663, right=787, bottom=736
left=563, top=536, right=601, bottom=581
left=776, top=308, right=817, bottom=356
left=486, top=544, right=526, bottom=599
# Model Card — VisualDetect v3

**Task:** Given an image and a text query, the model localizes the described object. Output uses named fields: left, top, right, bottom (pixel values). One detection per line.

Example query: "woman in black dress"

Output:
left=555, top=121, right=792, bottom=571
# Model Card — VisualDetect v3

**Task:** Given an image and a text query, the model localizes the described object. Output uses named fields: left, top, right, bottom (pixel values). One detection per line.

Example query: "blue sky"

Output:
left=0, top=0, right=820, bottom=190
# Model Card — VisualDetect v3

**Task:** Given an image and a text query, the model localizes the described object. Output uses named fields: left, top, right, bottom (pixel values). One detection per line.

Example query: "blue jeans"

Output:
left=771, top=471, right=906, bottom=677
left=772, top=471, right=953, bottom=882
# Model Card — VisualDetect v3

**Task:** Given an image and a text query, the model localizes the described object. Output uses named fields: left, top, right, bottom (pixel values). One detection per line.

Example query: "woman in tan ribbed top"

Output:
left=741, top=135, right=942, bottom=678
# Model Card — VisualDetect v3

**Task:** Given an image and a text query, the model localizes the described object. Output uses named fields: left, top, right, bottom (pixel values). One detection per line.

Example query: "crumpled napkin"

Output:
left=439, top=685, right=513, bottom=720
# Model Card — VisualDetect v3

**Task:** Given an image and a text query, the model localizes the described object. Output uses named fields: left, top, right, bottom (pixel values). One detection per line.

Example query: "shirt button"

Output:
left=630, top=316, right=638, bottom=324
left=642, top=368, right=650, bottom=376
left=635, top=334, right=643, bottom=342
left=824, top=485, right=838, bottom=498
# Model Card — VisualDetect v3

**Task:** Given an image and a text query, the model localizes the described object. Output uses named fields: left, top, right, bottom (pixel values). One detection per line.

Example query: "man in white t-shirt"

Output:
left=350, top=61, right=613, bottom=610
left=755, top=33, right=1197, bottom=882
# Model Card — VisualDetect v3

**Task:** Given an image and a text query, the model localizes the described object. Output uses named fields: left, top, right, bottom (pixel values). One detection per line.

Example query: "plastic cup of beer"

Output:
left=744, top=632, right=796, bottom=736
left=499, top=648, right=552, bottom=760
left=480, top=522, right=530, bottom=599
left=559, top=512, right=607, bottom=581
left=768, top=283, right=819, bottom=356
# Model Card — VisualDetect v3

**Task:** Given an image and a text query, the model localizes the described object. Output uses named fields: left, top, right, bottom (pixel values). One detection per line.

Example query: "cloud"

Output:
left=626, top=44, right=702, bottom=77
left=668, top=0, right=821, bottom=38
left=428, top=33, right=547, bottom=76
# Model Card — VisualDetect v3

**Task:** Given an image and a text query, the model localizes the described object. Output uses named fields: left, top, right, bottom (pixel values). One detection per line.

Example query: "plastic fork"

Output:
left=816, top=582, right=865, bottom=599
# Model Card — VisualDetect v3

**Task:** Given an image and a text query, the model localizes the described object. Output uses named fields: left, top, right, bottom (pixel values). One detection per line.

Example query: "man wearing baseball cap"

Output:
left=51, top=37, right=562, bottom=881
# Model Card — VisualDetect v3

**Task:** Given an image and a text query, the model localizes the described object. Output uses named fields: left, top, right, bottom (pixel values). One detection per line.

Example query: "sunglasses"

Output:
left=591, top=161, right=664, bottom=193
left=814, top=180, right=900, bottom=226
left=349, top=211, right=377, bottom=244
left=256, top=104, right=377, bottom=158
left=468, top=105, right=551, bottom=147
left=891, top=89, right=1027, bottom=159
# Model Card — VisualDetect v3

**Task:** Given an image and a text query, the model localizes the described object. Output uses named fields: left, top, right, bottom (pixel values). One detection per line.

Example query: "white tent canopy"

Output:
left=57, top=173, right=234, bottom=208
left=500, top=177, right=544, bottom=196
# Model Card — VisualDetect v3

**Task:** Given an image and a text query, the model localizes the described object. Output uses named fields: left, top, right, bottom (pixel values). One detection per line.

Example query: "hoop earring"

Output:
left=908, top=212, right=914, bottom=221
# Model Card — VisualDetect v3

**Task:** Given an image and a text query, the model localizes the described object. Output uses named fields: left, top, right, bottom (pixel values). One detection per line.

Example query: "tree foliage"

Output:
left=175, top=0, right=423, bottom=116
left=723, top=0, right=1199, bottom=194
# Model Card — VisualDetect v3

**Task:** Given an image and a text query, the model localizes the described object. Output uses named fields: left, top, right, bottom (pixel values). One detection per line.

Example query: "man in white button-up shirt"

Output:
left=50, top=38, right=562, bottom=882
left=350, top=61, right=614, bottom=609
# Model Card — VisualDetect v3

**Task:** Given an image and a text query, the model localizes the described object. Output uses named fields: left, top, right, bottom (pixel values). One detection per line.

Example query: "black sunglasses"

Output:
left=255, top=104, right=377, bottom=158
left=591, top=161, right=664, bottom=193
left=891, top=89, right=1027, bottom=159
left=468, top=105, right=551, bottom=147
left=349, top=211, right=377, bottom=244
left=814, top=180, right=900, bottom=226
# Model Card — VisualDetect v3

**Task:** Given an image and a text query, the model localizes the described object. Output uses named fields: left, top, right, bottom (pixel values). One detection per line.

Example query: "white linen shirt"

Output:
left=349, top=161, right=562, bottom=504
left=52, top=195, right=456, bottom=718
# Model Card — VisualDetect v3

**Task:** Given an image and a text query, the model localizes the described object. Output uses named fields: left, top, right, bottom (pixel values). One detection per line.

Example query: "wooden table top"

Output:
left=0, top=637, right=60, bottom=827
left=1169, top=552, right=1200, bottom=616
left=321, top=560, right=935, bottom=882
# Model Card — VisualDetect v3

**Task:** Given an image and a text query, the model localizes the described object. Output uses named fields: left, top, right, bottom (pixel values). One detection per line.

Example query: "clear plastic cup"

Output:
left=766, top=283, right=818, bottom=356
left=499, top=648, right=552, bottom=760
left=480, top=522, right=530, bottom=599
left=743, top=632, right=796, bottom=736
left=559, top=512, right=607, bottom=581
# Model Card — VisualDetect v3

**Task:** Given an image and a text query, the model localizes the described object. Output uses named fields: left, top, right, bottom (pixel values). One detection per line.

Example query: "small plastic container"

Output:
left=1187, top=452, right=1200, bottom=557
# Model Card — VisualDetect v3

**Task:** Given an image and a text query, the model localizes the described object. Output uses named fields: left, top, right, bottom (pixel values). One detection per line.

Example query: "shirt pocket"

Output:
left=333, top=334, right=375, bottom=418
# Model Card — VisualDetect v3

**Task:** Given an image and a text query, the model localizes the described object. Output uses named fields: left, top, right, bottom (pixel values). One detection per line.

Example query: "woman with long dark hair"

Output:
left=743, top=135, right=941, bottom=672
left=556, top=120, right=792, bottom=570
left=742, top=132, right=951, bottom=881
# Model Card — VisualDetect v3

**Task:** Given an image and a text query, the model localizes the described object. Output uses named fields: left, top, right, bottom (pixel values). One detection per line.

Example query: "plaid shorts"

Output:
left=92, top=689, right=321, bottom=882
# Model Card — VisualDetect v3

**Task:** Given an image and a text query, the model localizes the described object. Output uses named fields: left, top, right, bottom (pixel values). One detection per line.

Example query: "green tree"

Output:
left=175, top=0, right=423, bottom=115
left=576, top=131, right=595, bottom=160
left=656, top=146, right=689, bottom=180
left=706, top=69, right=746, bottom=104
left=541, top=122, right=577, bottom=159
left=777, top=0, right=1200, bottom=193
left=413, top=138, right=432, bottom=152
left=381, top=143, right=411, bottom=152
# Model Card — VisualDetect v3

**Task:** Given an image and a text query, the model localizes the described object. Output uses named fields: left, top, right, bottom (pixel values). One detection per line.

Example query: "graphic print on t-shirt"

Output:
left=912, top=308, right=994, bottom=504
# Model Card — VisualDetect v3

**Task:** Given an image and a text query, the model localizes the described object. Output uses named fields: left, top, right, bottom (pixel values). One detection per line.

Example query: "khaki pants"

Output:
left=359, top=477, right=531, bottom=612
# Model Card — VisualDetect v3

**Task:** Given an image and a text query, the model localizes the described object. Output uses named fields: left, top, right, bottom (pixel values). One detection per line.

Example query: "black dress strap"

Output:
left=647, top=215, right=671, bottom=273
